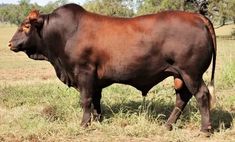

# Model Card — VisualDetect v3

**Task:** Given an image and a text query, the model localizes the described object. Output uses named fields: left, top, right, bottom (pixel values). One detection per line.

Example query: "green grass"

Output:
left=0, top=25, right=234, bottom=141
left=214, top=39, right=235, bottom=90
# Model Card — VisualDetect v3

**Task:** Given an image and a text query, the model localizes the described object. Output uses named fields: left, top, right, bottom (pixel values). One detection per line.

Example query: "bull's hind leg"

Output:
left=194, top=80, right=212, bottom=135
left=176, top=73, right=212, bottom=135
left=165, top=77, right=192, bottom=130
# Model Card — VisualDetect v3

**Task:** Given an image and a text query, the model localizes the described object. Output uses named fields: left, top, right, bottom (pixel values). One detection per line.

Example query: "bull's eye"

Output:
left=22, top=24, right=31, bottom=32
left=24, top=24, right=30, bottom=28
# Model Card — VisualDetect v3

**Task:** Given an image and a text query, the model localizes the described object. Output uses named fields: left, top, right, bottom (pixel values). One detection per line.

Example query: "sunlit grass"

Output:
left=215, top=24, right=235, bottom=36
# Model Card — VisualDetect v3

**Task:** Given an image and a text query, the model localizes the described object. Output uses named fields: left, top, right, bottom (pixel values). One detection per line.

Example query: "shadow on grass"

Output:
left=102, top=99, right=174, bottom=120
left=211, top=108, right=234, bottom=130
left=101, top=99, right=234, bottom=130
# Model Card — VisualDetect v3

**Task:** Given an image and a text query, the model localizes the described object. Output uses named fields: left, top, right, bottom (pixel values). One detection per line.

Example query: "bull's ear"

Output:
left=27, top=10, right=44, bottom=28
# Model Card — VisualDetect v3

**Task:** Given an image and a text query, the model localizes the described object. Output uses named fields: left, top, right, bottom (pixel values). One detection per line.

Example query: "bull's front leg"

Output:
left=80, top=87, right=92, bottom=127
left=78, top=70, right=96, bottom=127
left=92, top=88, right=102, bottom=121
left=80, top=86, right=102, bottom=126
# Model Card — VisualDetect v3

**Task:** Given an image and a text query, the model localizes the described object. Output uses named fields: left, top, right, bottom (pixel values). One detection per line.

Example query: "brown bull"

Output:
left=8, top=4, right=216, bottom=135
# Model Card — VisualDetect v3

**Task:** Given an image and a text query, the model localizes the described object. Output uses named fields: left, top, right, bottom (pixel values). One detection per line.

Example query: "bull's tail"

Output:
left=208, top=27, right=216, bottom=109
left=199, top=15, right=217, bottom=109
left=204, top=17, right=217, bottom=109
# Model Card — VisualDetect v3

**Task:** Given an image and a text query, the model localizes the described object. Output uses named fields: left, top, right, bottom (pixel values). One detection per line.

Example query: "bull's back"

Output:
left=70, top=10, right=212, bottom=83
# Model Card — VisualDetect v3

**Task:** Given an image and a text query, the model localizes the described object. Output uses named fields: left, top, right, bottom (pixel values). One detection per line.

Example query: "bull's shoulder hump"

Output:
left=52, top=3, right=86, bottom=15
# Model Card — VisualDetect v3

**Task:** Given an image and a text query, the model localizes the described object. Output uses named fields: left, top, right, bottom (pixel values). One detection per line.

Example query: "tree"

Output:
left=1, top=0, right=234, bottom=26
left=136, top=0, right=235, bottom=25
left=137, top=0, right=162, bottom=15
left=208, top=0, right=235, bottom=25
left=41, top=0, right=68, bottom=13
left=136, top=0, right=209, bottom=15
left=182, top=0, right=208, bottom=14
left=17, top=0, right=33, bottom=24
left=83, top=0, right=134, bottom=17
left=0, top=0, right=41, bottom=25
left=136, top=0, right=207, bottom=15
left=228, top=0, right=235, bottom=23
left=0, top=0, right=68, bottom=25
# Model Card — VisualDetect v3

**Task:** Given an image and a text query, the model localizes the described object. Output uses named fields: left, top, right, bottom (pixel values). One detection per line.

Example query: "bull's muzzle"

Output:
left=8, top=42, right=12, bottom=48
left=8, top=41, right=20, bottom=52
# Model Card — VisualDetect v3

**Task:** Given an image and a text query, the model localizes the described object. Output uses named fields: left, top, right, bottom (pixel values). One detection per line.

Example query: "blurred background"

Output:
left=0, top=0, right=234, bottom=27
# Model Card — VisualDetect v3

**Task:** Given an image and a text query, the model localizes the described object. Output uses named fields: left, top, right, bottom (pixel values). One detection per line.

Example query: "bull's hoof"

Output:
left=93, top=114, right=102, bottom=122
left=195, top=129, right=213, bottom=138
left=80, top=122, right=89, bottom=128
left=80, top=119, right=91, bottom=128
left=165, top=123, right=173, bottom=131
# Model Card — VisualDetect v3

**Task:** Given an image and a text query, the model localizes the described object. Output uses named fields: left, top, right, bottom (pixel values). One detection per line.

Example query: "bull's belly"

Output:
left=98, top=64, right=170, bottom=90
left=127, top=70, right=171, bottom=89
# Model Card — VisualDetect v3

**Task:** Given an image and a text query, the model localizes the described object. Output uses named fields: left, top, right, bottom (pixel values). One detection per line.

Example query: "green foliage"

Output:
left=0, top=0, right=68, bottom=25
left=0, top=0, right=42, bottom=25
left=83, top=0, right=134, bottom=17
left=160, top=0, right=182, bottom=10
left=0, top=0, right=235, bottom=25
left=136, top=0, right=195, bottom=15
left=208, top=0, right=235, bottom=25
left=41, top=0, right=69, bottom=13
left=136, top=0, right=161, bottom=15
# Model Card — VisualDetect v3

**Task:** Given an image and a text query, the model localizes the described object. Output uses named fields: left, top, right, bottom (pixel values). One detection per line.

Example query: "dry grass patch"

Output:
left=215, top=24, right=235, bottom=36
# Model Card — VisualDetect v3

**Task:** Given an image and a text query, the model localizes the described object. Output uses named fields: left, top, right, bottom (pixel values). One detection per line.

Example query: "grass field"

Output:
left=0, top=24, right=234, bottom=142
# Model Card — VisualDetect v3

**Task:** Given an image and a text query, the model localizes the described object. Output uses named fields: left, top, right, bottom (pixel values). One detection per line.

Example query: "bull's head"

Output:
left=8, top=10, right=48, bottom=60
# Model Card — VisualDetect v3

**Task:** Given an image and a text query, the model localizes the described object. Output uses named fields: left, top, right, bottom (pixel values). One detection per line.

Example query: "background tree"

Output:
left=0, top=0, right=41, bottom=25
left=16, top=0, right=38, bottom=24
left=41, top=0, right=68, bottom=13
left=0, top=0, right=235, bottom=26
left=0, top=0, right=68, bottom=25
left=136, top=0, right=208, bottom=15
left=83, top=0, right=134, bottom=17
left=208, top=0, right=235, bottom=26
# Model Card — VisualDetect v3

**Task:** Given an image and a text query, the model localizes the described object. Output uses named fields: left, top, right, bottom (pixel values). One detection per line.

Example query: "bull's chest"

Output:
left=51, top=57, right=77, bottom=87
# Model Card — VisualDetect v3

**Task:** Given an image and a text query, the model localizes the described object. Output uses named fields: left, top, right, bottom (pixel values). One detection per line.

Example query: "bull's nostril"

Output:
left=8, top=42, right=12, bottom=47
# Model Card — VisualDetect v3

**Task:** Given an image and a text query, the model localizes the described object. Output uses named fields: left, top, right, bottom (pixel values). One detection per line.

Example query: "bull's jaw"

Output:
left=29, top=54, right=48, bottom=61
left=29, top=54, right=48, bottom=60
left=25, top=50, right=48, bottom=60
left=9, top=42, right=24, bottom=52
left=10, top=47, right=21, bottom=52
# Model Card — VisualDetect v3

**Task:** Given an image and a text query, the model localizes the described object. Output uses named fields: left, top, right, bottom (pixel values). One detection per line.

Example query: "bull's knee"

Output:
left=80, top=97, right=92, bottom=109
left=195, top=86, right=210, bottom=104
left=174, top=78, right=183, bottom=90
